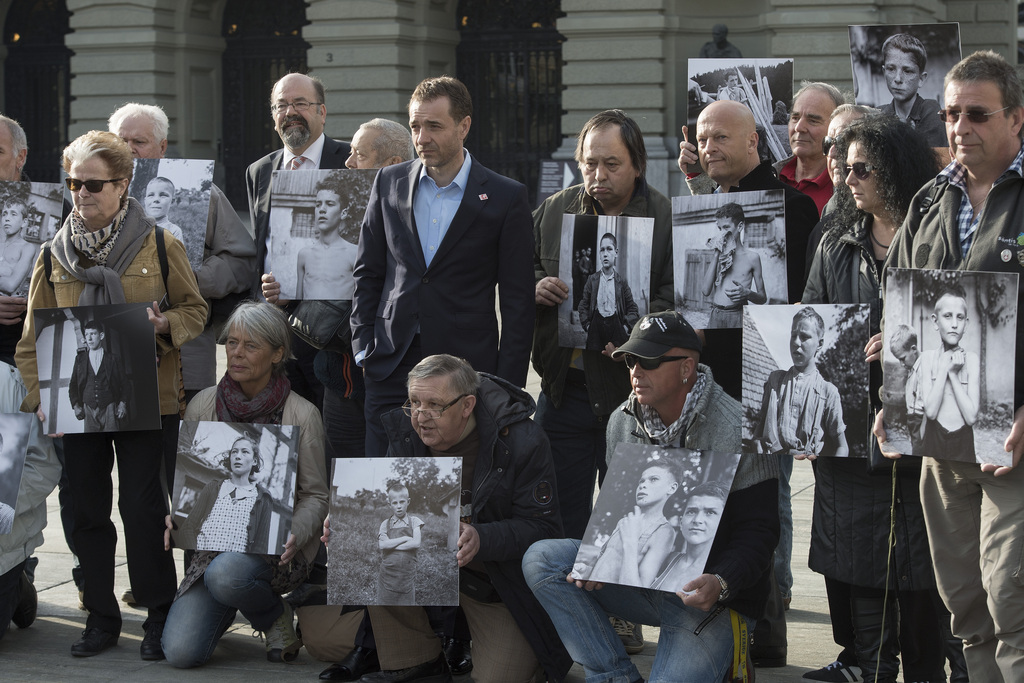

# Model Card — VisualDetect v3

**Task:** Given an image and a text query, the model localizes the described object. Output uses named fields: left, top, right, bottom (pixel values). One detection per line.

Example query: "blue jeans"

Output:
left=162, top=553, right=283, bottom=668
left=775, top=453, right=793, bottom=599
left=523, top=539, right=747, bottom=683
left=535, top=386, right=608, bottom=539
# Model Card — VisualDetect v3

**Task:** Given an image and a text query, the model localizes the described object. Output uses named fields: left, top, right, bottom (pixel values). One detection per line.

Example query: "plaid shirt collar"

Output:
left=939, top=141, right=1024, bottom=255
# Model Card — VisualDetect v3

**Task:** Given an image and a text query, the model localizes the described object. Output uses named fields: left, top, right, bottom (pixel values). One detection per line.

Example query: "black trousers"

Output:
left=62, top=416, right=178, bottom=635
left=363, top=336, right=422, bottom=458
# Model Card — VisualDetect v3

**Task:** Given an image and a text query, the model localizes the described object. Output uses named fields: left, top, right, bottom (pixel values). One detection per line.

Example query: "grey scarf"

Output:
left=49, top=197, right=155, bottom=306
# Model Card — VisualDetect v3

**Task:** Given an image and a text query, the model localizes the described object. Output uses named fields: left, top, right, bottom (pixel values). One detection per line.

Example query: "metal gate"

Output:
left=3, top=0, right=72, bottom=183
left=221, top=0, right=309, bottom=208
left=456, top=0, right=563, bottom=205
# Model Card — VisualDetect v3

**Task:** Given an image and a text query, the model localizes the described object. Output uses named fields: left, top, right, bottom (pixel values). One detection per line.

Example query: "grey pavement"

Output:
left=2, top=358, right=928, bottom=681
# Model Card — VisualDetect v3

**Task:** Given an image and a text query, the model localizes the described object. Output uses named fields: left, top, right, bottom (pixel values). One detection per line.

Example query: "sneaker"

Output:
left=263, top=598, right=302, bottom=663
left=802, top=660, right=863, bottom=682
left=611, top=617, right=644, bottom=654
left=121, top=588, right=137, bottom=607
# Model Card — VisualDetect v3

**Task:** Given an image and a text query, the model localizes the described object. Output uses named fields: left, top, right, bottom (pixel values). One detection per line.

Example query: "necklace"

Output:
left=869, top=227, right=891, bottom=250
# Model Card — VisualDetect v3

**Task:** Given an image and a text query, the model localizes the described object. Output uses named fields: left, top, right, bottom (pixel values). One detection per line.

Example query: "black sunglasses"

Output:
left=937, top=106, right=1009, bottom=124
left=822, top=136, right=838, bottom=156
left=623, top=354, right=687, bottom=371
left=843, top=162, right=877, bottom=181
left=65, top=177, right=125, bottom=193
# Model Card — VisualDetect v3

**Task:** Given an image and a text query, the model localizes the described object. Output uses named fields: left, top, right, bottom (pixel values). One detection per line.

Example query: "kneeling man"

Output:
left=361, top=354, right=571, bottom=683
left=522, top=312, right=779, bottom=682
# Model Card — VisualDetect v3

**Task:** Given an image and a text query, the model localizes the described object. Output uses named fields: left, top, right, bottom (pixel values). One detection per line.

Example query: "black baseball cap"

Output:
left=611, top=311, right=702, bottom=359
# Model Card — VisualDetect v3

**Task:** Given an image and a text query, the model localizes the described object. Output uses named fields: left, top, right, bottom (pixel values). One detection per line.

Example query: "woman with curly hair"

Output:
left=802, top=115, right=960, bottom=683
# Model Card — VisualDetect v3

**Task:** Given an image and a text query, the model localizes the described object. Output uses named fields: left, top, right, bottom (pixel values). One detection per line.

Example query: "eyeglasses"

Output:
left=270, top=100, right=323, bottom=115
left=937, top=106, right=1009, bottom=124
left=843, top=162, right=877, bottom=181
left=623, top=354, right=687, bottom=371
left=402, top=393, right=468, bottom=420
left=64, top=177, right=125, bottom=193
left=822, top=136, right=838, bottom=156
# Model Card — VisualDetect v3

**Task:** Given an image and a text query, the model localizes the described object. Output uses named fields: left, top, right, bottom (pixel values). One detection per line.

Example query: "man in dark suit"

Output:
left=245, top=72, right=351, bottom=408
left=351, top=75, right=534, bottom=457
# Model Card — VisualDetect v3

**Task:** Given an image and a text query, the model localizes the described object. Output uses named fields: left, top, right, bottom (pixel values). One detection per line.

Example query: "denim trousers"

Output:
left=775, top=453, right=793, bottom=598
left=523, top=539, right=747, bottom=683
left=162, top=552, right=283, bottom=668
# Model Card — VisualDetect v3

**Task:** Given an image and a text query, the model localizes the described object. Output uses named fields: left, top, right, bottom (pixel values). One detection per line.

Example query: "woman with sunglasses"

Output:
left=14, top=131, right=207, bottom=660
left=802, top=116, right=956, bottom=683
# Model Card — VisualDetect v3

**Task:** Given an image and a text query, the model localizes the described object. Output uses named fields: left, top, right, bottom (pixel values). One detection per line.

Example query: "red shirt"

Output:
left=778, top=157, right=832, bottom=216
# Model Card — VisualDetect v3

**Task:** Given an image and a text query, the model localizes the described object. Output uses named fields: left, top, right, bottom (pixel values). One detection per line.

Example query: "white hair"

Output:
left=107, top=103, right=169, bottom=142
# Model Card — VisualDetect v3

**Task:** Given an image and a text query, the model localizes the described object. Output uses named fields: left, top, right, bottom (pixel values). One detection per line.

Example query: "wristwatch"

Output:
left=713, top=573, right=730, bottom=602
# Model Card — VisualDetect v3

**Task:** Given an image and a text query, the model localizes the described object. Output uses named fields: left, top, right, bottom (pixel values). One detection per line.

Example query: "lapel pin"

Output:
left=479, top=193, right=488, bottom=201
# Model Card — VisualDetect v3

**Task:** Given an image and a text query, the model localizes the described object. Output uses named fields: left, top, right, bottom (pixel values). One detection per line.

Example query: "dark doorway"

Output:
left=221, top=0, right=309, bottom=208
left=4, top=0, right=73, bottom=183
left=456, top=1, right=564, bottom=205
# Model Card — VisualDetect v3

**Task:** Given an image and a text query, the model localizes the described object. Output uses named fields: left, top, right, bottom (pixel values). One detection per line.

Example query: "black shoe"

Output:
left=752, top=646, right=787, bottom=668
left=320, top=646, right=381, bottom=681
left=71, top=627, right=119, bottom=657
left=442, top=637, right=472, bottom=676
left=357, top=652, right=452, bottom=683
left=140, top=622, right=165, bottom=661
left=12, top=572, right=37, bottom=629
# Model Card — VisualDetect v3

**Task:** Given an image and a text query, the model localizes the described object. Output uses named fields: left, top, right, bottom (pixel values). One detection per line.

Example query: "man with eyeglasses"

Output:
left=355, top=353, right=569, bottom=683
left=245, top=73, right=351, bottom=411
left=524, top=310, right=779, bottom=683
left=874, top=49, right=1024, bottom=681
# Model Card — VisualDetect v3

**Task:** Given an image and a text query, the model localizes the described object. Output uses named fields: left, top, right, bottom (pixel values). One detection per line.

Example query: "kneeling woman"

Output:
left=161, top=302, right=327, bottom=667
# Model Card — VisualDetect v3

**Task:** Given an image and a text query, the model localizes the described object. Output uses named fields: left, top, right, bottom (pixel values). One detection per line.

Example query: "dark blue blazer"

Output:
left=351, top=155, right=534, bottom=386
left=245, top=136, right=351, bottom=295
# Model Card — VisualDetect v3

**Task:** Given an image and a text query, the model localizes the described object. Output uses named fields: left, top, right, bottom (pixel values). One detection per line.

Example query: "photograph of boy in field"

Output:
left=327, top=456, right=460, bottom=607
left=881, top=268, right=1016, bottom=464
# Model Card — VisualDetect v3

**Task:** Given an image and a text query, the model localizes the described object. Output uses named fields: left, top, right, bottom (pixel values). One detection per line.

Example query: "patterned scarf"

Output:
left=635, top=369, right=708, bottom=446
left=69, top=203, right=128, bottom=266
left=215, top=372, right=291, bottom=424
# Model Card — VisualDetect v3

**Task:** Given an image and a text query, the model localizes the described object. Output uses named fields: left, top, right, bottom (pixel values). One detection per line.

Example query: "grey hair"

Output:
left=407, top=354, right=480, bottom=397
left=0, top=115, right=27, bottom=166
left=222, top=302, right=292, bottom=376
left=108, top=103, right=169, bottom=142
left=793, top=81, right=846, bottom=111
left=359, top=118, right=415, bottom=162
left=830, top=103, right=877, bottom=122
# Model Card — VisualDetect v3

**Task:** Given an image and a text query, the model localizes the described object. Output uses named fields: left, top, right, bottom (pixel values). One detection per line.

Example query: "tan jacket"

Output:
left=16, top=223, right=208, bottom=415
left=184, top=387, right=329, bottom=564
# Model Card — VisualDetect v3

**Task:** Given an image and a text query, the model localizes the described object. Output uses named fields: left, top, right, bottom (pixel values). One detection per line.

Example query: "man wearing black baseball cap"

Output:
left=524, top=311, right=779, bottom=681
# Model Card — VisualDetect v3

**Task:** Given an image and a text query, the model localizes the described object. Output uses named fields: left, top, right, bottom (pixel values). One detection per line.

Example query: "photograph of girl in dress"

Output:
left=571, top=443, right=739, bottom=592
left=327, top=456, right=461, bottom=607
left=170, top=421, right=300, bottom=555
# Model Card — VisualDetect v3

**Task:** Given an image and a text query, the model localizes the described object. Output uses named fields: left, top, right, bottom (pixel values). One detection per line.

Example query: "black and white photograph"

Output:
left=268, top=168, right=376, bottom=300
left=742, top=303, right=870, bottom=459
left=570, top=443, right=740, bottom=593
left=687, top=58, right=794, bottom=167
left=849, top=23, right=961, bottom=147
left=128, top=158, right=214, bottom=270
left=557, top=213, right=654, bottom=349
left=0, top=181, right=64, bottom=296
left=32, top=303, right=160, bottom=435
left=672, top=190, right=788, bottom=329
left=0, top=413, right=34, bottom=535
left=170, top=421, right=299, bottom=555
left=327, top=456, right=461, bottom=607
left=881, top=268, right=1017, bottom=464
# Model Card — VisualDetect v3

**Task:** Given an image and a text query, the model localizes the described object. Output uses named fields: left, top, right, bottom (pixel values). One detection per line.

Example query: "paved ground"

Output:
left=1, top=359, right=939, bottom=681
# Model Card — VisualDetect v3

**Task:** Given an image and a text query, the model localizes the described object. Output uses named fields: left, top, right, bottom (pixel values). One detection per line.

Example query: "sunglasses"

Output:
left=822, top=136, right=838, bottom=156
left=623, top=354, right=687, bottom=371
left=937, top=106, right=1009, bottom=124
left=64, top=177, right=125, bottom=193
left=843, top=162, right=877, bottom=181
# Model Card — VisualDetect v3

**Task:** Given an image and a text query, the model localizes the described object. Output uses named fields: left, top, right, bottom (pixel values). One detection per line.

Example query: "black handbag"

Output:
left=287, top=299, right=352, bottom=353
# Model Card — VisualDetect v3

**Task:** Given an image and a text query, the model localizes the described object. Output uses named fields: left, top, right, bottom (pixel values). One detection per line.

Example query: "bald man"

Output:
left=681, top=101, right=819, bottom=666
